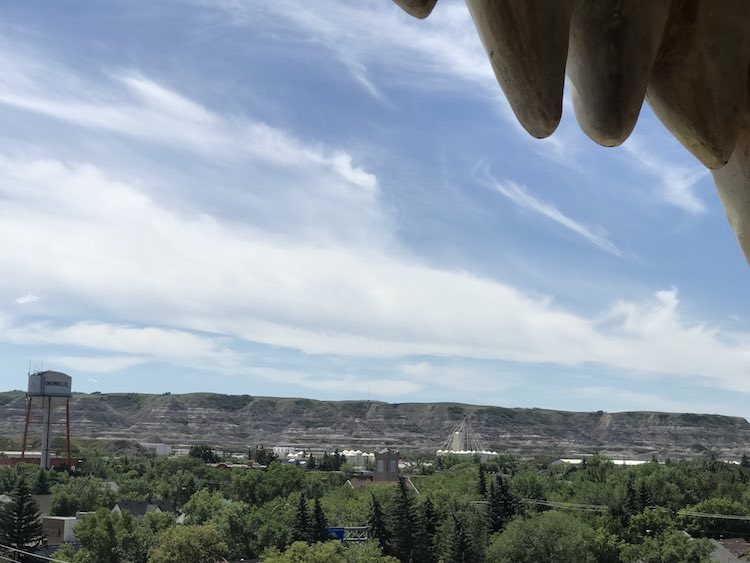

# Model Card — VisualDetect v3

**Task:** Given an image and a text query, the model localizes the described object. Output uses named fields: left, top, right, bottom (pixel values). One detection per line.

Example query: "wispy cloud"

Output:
left=623, top=133, right=708, bottom=214
left=491, top=179, right=623, bottom=257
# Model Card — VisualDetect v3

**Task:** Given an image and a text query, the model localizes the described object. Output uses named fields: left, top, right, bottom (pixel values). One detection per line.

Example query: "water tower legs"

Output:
left=20, top=398, right=31, bottom=462
left=40, top=396, right=52, bottom=470
left=65, top=398, right=71, bottom=467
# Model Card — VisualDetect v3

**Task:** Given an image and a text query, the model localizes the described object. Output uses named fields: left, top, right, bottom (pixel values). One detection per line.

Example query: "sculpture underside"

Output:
left=392, top=0, right=750, bottom=265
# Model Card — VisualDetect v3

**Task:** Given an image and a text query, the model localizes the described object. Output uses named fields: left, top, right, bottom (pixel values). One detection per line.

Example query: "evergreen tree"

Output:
left=487, top=475, right=517, bottom=533
left=741, top=453, right=750, bottom=468
left=636, top=480, right=651, bottom=511
left=445, top=515, right=470, bottom=563
left=0, top=479, right=44, bottom=562
left=412, top=499, right=437, bottom=563
left=624, top=477, right=639, bottom=516
left=33, top=471, right=49, bottom=496
left=478, top=464, right=487, bottom=498
left=307, top=454, right=317, bottom=470
left=309, top=497, right=329, bottom=543
left=389, top=477, right=415, bottom=562
left=368, top=494, right=389, bottom=555
left=291, top=493, right=309, bottom=543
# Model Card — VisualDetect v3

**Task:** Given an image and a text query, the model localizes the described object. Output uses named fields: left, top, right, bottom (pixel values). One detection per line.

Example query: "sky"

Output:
left=1, top=1, right=749, bottom=417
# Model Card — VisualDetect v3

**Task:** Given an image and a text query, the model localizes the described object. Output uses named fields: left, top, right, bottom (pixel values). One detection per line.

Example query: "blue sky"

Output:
left=1, top=1, right=749, bottom=417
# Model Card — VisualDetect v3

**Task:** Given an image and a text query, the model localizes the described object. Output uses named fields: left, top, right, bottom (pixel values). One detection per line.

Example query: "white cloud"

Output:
left=15, top=292, right=39, bottom=305
left=51, top=355, right=148, bottom=374
left=0, top=154, right=748, bottom=396
left=491, top=179, right=623, bottom=257
left=249, top=367, right=422, bottom=397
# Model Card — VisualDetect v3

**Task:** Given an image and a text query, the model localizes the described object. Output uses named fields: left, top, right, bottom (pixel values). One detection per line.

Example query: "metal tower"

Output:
left=21, top=370, right=73, bottom=469
left=441, top=416, right=483, bottom=452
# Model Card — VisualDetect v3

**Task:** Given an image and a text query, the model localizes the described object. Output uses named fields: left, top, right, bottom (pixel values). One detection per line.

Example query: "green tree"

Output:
left=73, top=508, right=121, bottom=563
left=412, top=498, right=437, bottom=563
left=307, top=454, right=317, bottom=470
left=262, top=540, right=398, bottom=563
left=389, top=477, right=415, bottom=562
left=487, top=476, right=517, bottom=533
left=251, top=446, right=278, bottom=466
left=51, top=476, right=115, bottom=516
left=680, top=497, right=750, bottom=538
left=181, top=489, right=226, bottom=524
left=486, top=511, right=614, bottom=563
left=621, top=529, right=712, bottom=563
left=292, top=493, right=310, bottom=543
left=210, top=501, right=257, bottom=561
left=637, top=480, right=651, bottom=511
left=188, top=445, right=220, bottom=464
left=148, top=524, right=228, bottom=563
left=445, top=515, right=470, bottom=563
left=309, top=497, right=329, bottom=543
left=478, top=464, right=487, bottom=497
left=368, top=494, right=389, bottom=555
left=0, top=479, right=44, bottom=562
left=624, top=477, right=639, bottom=516
left=33, top=470, right=50, bottom=495
left=116, top=510, right=160, bottom=563
left=52, top=543, right=76, bottom=561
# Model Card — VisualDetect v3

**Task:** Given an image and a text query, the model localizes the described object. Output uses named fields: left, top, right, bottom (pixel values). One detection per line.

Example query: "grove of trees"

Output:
left=1, top=446, right=749, bottom=562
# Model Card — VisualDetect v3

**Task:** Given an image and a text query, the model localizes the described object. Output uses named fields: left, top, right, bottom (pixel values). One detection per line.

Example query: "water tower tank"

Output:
left=28, top=370, right=72, bottom=406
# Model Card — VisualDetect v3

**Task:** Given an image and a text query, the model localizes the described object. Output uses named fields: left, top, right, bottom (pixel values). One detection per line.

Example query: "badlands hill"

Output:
left=1, top=391, right=748, bottom=459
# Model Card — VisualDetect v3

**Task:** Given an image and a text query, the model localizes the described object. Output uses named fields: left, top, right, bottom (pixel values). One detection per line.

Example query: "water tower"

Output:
left=21, top=370, right=73, bottom=469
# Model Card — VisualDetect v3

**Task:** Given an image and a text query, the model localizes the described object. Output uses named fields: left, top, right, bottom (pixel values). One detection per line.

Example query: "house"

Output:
left=112, top=500, right=174, bottom=517
left=43, top=516, right=79, bottom=545
left=710, top=538, right=750, bottom=563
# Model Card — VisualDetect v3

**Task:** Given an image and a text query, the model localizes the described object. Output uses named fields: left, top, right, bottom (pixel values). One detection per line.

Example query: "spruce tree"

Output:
left=0, top=479, right=44, bottom=561
left=487, top=475, right=517, bottom=533
left=478, top=464, right=487, bottom=497
left=307, top=454, right=317, bottom=470
left=624, top=477, right=639, bottom=516
left=368, top=494, right=389, bottom=555
left=33, top=471, right=49, bottom=496
left=291, top=492, right=309, bottom=543
left=445, top=515, right=470, bottom=563
left=636, top=480, right=650, bottom=511
left=309, top=497, right=329, bottom=543
left=412, top=498, right=437, bottom=563
left=389, top=477, right=415, bottom=562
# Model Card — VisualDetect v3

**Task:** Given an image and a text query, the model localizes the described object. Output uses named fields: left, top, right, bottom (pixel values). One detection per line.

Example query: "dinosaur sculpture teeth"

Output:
left=567, top=0, right=671, bottom=147
left=646, top=0, right=750, bottom=169
left=713, top=118, right=750, bottom=263
left=465, top=0, right=575, bottom=139
left=390, top=0, right=750, bottom=264
left=392, top=0, right=438, bottom=19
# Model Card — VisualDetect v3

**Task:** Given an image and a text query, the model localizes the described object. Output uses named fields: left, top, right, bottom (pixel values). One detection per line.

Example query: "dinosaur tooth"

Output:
left=567, top=0, right=670, bottom=147
left=391, top=0, right=438, bottom=19
left=712, top=124, right=750, bottom=264
left=465, top=0, right=575, bottom=138
left=646, top=0, right=750, bottom=169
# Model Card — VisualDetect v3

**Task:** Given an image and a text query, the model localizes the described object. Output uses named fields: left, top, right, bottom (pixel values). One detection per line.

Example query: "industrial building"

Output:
left=436, top=417, right=499, bottom=462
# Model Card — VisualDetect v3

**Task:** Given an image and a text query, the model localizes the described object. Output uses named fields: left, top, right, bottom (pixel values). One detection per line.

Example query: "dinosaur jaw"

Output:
left=392, top=0, right=750, bottom=264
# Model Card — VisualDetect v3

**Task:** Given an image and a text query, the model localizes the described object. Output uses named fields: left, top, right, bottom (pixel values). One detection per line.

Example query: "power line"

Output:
left=474, top=499, right=750, bottom=520
left=0, top=543, right=68, bottom=563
